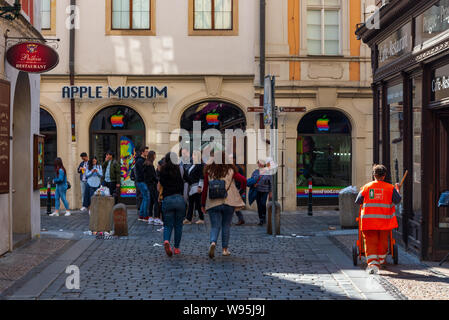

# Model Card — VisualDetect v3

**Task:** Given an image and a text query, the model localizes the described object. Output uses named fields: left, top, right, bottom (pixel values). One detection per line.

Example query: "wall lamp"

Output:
left=0, top=0, right=21, bottom=21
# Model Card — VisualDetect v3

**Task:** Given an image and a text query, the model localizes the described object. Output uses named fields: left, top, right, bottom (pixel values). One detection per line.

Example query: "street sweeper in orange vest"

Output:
left=355, top=164, right=402, bottom=274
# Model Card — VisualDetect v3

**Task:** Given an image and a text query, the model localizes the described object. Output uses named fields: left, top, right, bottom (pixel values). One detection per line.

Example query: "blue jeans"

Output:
left=81, top=180, right=89, bottom=208
left=208, top=204, right=234, bottom=249
left=161, top=194, right=186, bottom=248
left=84, top=185, right=99, bottom=208
left=55, top=185, right=69, bottom=211
left=137, top=182, right=150, bottom=218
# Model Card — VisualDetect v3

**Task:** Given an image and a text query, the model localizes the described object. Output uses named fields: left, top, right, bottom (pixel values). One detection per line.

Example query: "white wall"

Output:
left=49, top=0, right=256, bottom=75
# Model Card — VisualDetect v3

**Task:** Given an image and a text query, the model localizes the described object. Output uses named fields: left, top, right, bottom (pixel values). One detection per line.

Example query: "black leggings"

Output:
left=186, top=193, right=203, bottom=221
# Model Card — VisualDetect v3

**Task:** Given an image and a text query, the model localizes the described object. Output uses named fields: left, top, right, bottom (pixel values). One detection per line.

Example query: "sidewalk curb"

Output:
left=3, top=239, right=95, bottom=300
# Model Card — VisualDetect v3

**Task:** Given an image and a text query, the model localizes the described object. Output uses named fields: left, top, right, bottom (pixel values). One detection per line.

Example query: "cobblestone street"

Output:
left=0, top=208, right=448, bottom=300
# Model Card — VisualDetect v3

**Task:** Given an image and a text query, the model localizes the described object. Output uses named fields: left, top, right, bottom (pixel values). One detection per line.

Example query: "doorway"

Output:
left=90, top=106, right=145, bottom=205
left=436, top=113, right=449, bottom=251
left=12, top=72, right=32, bottom=247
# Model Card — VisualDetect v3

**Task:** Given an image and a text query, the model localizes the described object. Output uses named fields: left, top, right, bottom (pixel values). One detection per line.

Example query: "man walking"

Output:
left=77, top=152, right=89, bottom=211
left=355, top=164, right=402, bottom=274
left=102, top=151, right=121, bottom=204
left=135, top=147, right=150, bottom=221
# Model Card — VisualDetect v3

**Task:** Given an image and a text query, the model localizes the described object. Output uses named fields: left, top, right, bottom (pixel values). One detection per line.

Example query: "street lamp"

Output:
left=0, top=0, right=21, bottom=21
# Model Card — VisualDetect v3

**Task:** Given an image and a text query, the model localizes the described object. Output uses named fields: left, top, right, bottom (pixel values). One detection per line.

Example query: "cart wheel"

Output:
left=352, top=245, right=359, bottom=266
left=393, top=244, right=398, bottom=265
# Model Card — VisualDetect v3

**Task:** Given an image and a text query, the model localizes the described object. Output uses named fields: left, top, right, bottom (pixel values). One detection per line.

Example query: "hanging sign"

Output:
left=6, top=42, right=59, bottom=73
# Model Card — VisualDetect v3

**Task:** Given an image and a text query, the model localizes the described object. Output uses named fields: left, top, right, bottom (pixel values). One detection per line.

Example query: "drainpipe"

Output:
left=69, top=0, right=76, bottom=142
left=259, top=0, right=265, bottom=87
left=69, top=0, right=76, bottom=207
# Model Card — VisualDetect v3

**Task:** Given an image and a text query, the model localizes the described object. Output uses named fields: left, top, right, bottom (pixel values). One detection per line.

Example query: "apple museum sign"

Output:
left=62, top=85, right=168, bottom=100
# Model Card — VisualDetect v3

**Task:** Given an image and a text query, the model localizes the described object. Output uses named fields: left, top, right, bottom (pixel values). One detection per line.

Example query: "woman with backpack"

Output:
left=84, top=156, right=103, bottom=212
left=201, top=153, right=246, bottom=258
left=49, top=157, right=71, bottom=217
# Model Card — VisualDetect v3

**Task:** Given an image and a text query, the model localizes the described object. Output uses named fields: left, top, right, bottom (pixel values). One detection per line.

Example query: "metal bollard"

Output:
left=46, top=177, right=52, bottom=215
left=308, top=178, right=313, bottom=216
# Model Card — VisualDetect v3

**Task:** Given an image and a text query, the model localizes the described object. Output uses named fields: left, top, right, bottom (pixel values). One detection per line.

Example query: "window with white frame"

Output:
left=41, top=0, right=51, bottom=30
left=307, top=0, right=341, bottom=55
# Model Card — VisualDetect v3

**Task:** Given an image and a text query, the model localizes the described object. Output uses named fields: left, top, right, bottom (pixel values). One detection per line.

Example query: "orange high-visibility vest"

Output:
left=360, top=180, right=398, bottom=231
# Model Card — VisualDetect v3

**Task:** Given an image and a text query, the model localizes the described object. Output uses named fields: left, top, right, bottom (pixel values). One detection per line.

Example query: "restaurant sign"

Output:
left=6, top=42, right=59, bottom=73
left=378, top=22, right=412, bottom=68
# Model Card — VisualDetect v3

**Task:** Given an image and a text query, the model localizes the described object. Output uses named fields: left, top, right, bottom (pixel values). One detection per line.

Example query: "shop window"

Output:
left=106, top=0, right=156, bottom=35
left=189, top=0, right=238, bottom=36
left=388, top=83, right=404, bottom=219
left=306, top=0, right=340, bottom=56
left=297, top=110, right=351, bottom=205
left=90, top=106, right=145, bottom=203
left=39, top=108, right=57, bottom=201
left=180, top=101, right=246, bottom=158
left=412, top=76, right=422, bottom=220
left=41, top=0, right=56, bottom=36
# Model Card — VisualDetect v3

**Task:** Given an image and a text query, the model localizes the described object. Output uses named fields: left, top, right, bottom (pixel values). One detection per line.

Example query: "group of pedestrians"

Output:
left=156, top=149, right=272, bottom=259
left=49, top=151, right=121, bottom=216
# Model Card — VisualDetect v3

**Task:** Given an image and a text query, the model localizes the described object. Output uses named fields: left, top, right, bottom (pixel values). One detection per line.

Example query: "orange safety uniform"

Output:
left=359, top=180, right=398, bottom=268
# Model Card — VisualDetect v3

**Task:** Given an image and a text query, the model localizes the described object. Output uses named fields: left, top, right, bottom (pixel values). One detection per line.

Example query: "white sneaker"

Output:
left=154, top=218, right=163, bottom=226
left=366, top=265, right=379, bottom=275
left=80, top=207, right=87, bottom=212
left=49, top=211, right=59, bottom=217
left=148, top=217, right=154, bottom=225
left=64, top=211, right=71, bottom=217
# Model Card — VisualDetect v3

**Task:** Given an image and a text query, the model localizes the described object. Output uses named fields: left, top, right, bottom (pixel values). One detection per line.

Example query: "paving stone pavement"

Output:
left=1, top=208, right=401, bottom=300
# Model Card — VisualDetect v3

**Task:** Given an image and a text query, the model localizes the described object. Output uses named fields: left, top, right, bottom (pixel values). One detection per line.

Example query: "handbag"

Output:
left=209, top=179, right=233, bottom=200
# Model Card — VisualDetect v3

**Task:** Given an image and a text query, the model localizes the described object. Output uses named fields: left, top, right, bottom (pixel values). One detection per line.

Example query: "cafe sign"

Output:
left=6, top=42, right=59, bottom=73
left=378, top=22, right=412, bottom=68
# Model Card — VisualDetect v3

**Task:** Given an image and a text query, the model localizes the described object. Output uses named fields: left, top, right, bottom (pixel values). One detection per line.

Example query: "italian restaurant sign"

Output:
left=378, top=22, right=412, bottom=68
left=62, top=85, right=168, bottom=99
left=6, top=42, right=59, bottom=73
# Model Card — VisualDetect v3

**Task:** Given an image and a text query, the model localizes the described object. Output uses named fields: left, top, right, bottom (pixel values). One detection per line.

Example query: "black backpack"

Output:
left=208, top=179, right=233, bottom=199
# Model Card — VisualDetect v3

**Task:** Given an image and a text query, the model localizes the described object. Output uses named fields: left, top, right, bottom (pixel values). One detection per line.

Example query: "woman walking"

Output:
left=84, top=156, right=103, bottom=212
left=250, top=159, right=272, bottom=226
left=159, top=152, right=186, bottom=257
left=201, top=153, right=246, bottom=258
left=145, top=151, right=163, bottom=226
left=49, top=158, right=71, bottom=217
left=183, top=150, right=205, bottom=225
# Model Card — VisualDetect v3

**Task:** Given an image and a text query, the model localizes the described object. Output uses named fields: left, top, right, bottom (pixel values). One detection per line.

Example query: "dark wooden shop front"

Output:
left=356, top=0, right=449, bottom=261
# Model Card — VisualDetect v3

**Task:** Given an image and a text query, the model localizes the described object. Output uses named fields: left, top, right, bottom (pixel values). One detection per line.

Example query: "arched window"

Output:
left=180, top=100, right=247, bottom=167
left=297, top=109, right=352, bottom=205
left=90, top=106, right=145, bottom=202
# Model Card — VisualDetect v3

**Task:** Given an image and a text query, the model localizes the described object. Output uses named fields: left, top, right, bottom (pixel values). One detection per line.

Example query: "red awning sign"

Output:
left=6, top=42, right=59, bottom=73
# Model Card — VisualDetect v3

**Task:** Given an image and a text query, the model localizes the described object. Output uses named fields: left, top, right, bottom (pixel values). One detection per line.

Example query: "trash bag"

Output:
left=339, top=186, right=358, bottom=194
left=95, top=186, right=111, bottom=196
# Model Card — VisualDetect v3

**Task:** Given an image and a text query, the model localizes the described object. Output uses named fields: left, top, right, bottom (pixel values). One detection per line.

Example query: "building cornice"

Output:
left=41, top=74, right=256, bottom=82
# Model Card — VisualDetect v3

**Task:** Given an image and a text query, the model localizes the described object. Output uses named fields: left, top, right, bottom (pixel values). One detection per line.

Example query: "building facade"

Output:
left=0, top=0, right=44, bottom=255
left=357, top=0, right=449, bottom=261
left=39, top=0, right=373, bottom=213
left=260, top=0, right=374, bottom=209
left=39, top=0, right=257, bottom=208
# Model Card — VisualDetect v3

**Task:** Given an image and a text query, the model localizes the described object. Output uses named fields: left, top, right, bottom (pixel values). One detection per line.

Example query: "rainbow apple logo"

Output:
left=316, top=115, right=330, bottom=132
left=111, top=112, right=125, bottom=128
left=206, top=113, right=219, bottom=126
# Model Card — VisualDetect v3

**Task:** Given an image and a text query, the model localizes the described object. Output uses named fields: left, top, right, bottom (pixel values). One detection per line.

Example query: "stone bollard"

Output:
left=89, top=195, right=114, bottom=232
left=267, top=201, right=281, bottom=235
left=112, top=203, right=128, bottom=236
left=338, top=188, right=359, bottom=229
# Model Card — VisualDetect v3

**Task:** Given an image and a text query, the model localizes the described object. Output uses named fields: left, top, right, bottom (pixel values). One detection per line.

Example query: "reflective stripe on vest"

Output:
left=362, top=203, right=394, bottom=209
left=361, top=213, right=396, bottom=219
